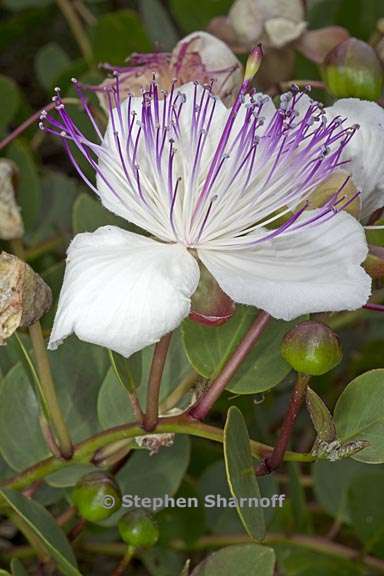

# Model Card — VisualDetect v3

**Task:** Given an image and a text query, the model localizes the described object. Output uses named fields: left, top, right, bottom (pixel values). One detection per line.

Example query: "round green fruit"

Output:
left=281, top=321, right=342, bottom=376
left=118, top=511, right=159, bottom=548
left=72, top=471, right=122, bottom=523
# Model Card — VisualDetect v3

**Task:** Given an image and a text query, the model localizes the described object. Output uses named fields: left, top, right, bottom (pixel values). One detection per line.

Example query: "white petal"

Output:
left=49, top=227, right=200, bottom=357
left=198, top=211, right=371, bottom=321
left=327, top=98, right=384, bottom=220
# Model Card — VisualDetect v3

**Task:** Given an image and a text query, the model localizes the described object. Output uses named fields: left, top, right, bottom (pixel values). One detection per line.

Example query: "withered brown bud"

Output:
left=0, top=252, right=52, bottom=344
left=0, top=159, right=24, bottom=240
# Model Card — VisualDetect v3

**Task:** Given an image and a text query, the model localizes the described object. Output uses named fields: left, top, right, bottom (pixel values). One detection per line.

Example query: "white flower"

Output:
left=41, top=79, right=371, bottom=358
left=326, top=98, right=384, bottom=222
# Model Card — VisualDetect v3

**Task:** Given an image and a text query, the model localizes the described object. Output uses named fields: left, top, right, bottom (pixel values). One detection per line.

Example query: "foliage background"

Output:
left=1, top=0, right=384, bottom=575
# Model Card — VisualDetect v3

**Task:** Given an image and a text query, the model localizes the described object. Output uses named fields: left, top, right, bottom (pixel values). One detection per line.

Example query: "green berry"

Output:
left=118, top=511, right=159, bottom=548
left=281, top=321, right=342, bottom=376
left=72, top=471, right=122, bottom=523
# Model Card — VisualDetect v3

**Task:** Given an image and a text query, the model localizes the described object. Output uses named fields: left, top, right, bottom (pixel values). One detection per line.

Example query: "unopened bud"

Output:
left=118, top=511, right=159, bottom=548
left=323, top=38, right=384, bottom=101
left=190, top=262, right=235, bottom=326
left=0, top=159, right=24, bottom=240
left=244, top=44, right=263, bottom=81
left=0, top=253, right=52, bottom=345
left=281, top=321, right=342, bottom=375
left=72, top=471, right=122, bottom=523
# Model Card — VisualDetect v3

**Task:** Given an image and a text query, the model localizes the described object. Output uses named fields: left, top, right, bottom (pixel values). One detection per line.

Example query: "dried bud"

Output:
left=97, top=32, right=243, bottom=111
left=0, top=159, right=24, bottom=240
left=228, top=0, right=306, bottom=49
left=0, top=252, right=52, bottom=345
left=72, top=471, right=122, bottom=523
left=135, top=432, right=175, bottom=455
left=190, top=262, right=235, bottom=326
left=307, top=170, right=361, bottom=219
left=281, top=321, right=342, bottom=376
left=118, top=511, right=159, bottom=548
left=323, top=38, right=384, bottom=101
left=171, top=31, right=243, bottom=106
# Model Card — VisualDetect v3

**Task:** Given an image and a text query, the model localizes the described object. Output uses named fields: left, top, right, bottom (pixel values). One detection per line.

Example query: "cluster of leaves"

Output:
left=0, top=0, right=384, bottom=575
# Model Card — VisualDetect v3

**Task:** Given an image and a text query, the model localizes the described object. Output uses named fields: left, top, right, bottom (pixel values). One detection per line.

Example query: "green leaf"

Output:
left=0, top=75, right=20, bottom=130
left=348, top=471, right=384, bottom=552
left=223, top=407, right=265, bottom=540
left=169, top=0, right=233, bottom=33
left=90, top=10, right=151, bottom=65
left=287, top=463, right=312, bottom=534
left=10, top=559, right=29, bottom=576
left=306, top=387, right=336, bottom=443
left=72, top=193, right=129, bottom=234
left=0, top=363, right=49, bottom=470
left=191, top=544, right=275, bottom=576
left=35, top=42, right=71, bottom=91
left=109, top=349, right=142, bottom=393
left=6, top=139, right=42, bottom=232
left=182, top=307, right=296, bottom=394
left=138, top=0, right=179, bottom=51
left=312, top=459, right=383, bottom=523
left=103, top=436, right=191, bottom=526
left=0, top=338, right=108, bottom=471
left=334, top=369, right=384, bottom=463
left=41, top=262, right=65, bottom=332
left=142, top=548, right=186, bottom=576
left=274, top=542, right=364, bottom=576
left=0, top=488, right=81, bottom=576
left=46, top=464, right=97, bottom=488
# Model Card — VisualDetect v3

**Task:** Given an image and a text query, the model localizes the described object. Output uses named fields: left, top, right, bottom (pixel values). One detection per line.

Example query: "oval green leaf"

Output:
left=223, top=406, right=265, bottom=540
left=192, top=544, right=275, bottom=576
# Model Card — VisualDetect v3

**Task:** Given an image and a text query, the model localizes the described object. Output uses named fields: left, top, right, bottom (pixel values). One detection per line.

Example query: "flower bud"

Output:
left=0, top=159, right=24, bottom=240
left=323, top=38, right=384, bottom=101
left=281, top=321, right=342, bottom=375
left=190, top=262, right=235, bottom=326
left=72, top=471, right=122, bottom=523
left=0, top=253, right=52, bottom=345
left=118, top=511, right=159, bottom=548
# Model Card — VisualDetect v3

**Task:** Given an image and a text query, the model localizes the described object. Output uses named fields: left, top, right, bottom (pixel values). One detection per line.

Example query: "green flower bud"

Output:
left=72, top=471, right=122, bottom=523
left=323, top=37, right=383, bottom=101
left=281, top=321, right=342, bottom=376
left=118, top=511, right=159, bottom=548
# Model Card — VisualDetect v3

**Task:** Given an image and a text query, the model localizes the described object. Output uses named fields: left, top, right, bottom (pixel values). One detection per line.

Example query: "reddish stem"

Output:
left=143, top=333, right=173, bottom=431
left=0, top=98, right=78, bottom=151
left=189, top=311, right=271, bottom=421
left=256, top=373, right=310, bottom=476
left=364, top=303, right=384, bottom=313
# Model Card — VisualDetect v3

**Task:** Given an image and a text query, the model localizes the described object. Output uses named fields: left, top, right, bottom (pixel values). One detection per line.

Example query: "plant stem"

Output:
left=256, top=373, right=310, bottom=475
left=189, top=311, right=271, bottom=420
left=144, top=333, right=173, bottom=431
left=0, top=416, right=314, bottom=496
left=159, top=370, right=199, bottom=413
left=364, top=303, right=384, bottom=312
left=9, top=239, right=73, bottom=460
left=55, top=0, right=93, bottom=65
left=0, top=99, right=79, bottom=151
left=112, top=546, right=135, bottom=576
left=29, top=323, right=73, bottom=459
